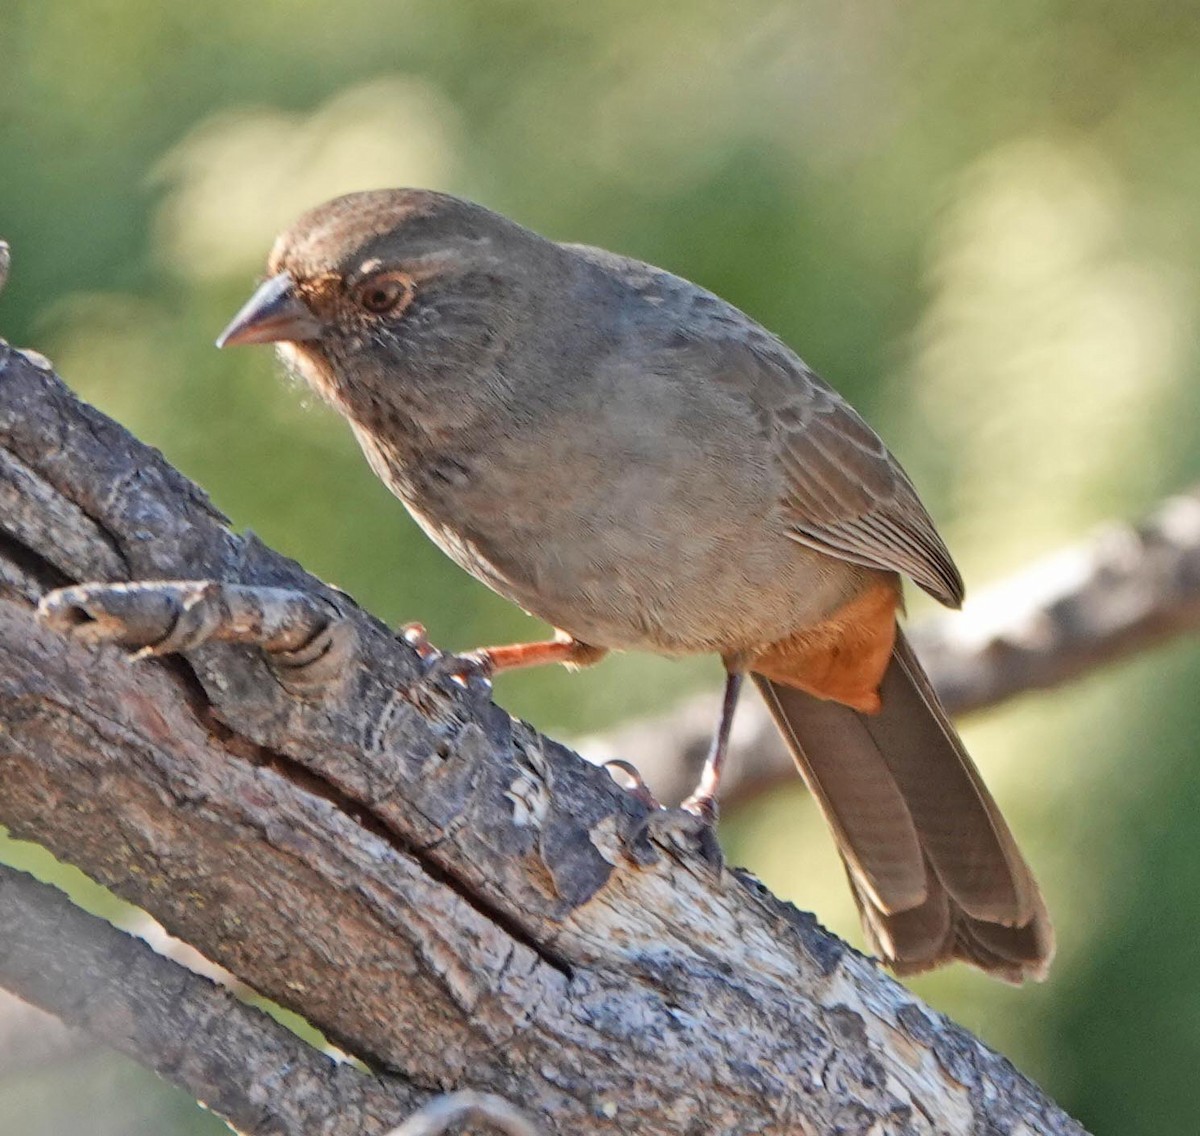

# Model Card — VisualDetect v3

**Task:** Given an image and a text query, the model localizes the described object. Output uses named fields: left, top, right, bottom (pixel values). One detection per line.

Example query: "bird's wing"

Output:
left=765, top=357, right=964, bottom=608
left=572, top=244, right=964, bottom=607
left=681, top=326, right=963, bottom=607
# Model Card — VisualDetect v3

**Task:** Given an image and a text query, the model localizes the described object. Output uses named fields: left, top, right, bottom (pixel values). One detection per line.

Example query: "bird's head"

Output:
left=218, top=188, right=556, bottom=430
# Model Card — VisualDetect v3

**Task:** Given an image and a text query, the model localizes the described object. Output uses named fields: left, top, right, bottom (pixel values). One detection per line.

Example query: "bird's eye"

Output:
left=355, top=273, right=413, bottom=315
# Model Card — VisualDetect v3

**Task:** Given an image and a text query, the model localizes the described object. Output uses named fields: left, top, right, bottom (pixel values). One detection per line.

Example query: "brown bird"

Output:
left=218, top=188, right=1053, bottom=981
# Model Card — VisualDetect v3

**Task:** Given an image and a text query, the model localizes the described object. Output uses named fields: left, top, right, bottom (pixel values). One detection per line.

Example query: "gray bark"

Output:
left=0, top=337, right=1086, bottom=1135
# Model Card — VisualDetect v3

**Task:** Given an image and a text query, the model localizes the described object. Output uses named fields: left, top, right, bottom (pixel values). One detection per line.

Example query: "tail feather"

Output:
left=752, top=628, right=1054, bottom=982
left=764, top=675, right=927, bottom=913
left=862, top=633, right=1037, bottom=925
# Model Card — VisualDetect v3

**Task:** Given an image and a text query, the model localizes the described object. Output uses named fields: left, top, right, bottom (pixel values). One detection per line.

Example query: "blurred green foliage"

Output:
left=2, top=2, right=1200, bottom=1132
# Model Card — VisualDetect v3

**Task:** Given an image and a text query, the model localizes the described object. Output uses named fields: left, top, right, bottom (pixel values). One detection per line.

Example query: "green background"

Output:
left=3, top=2, right=1200, bottom=1131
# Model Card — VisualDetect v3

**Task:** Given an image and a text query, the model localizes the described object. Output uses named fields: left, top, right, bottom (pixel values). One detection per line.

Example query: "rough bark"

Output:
left=0, top=337, right=1087, bottom=1135
left=583, top=488, right=1200, bottom=808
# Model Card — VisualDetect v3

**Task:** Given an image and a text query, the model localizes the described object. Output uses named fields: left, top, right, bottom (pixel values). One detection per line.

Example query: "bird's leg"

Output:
left=620, top=666, right=746, bottom=873
left=400, top=624, right=606, bottom=699
left=679, top=668, right=746, bottom=823
left=475, top=637, right=609, bottom=672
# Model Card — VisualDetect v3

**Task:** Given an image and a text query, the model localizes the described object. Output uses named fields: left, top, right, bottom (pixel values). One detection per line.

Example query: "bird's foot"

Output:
left=678, top=790, right=718, bottom=826
left=628, top=805, right=724, bottom=872
left=399, top=622, right=438, bottom=661
left=399, top=623, right=494, bottom=715
left=603, top=758, right=723, bottom=869
left=611, top=791, right=720, bottom=875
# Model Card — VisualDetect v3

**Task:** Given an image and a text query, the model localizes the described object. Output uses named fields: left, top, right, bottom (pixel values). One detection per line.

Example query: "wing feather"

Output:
left=771, top=365, right=964, bottom=607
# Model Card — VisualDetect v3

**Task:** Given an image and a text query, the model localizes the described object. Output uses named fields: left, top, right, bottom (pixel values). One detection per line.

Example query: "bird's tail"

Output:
left=752, top=628, right=1054, bottom=981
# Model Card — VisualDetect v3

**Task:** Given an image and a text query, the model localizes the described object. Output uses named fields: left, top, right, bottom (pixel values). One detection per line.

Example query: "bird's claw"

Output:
left=602, top=759, right=663, bottom=810
left=422, top=649, right=495, bottom=690
left=603, top=761, right=723, bottom=869
left=399, top=623, right=494, bottom=714
left=400, top=622, right=437, bottom=660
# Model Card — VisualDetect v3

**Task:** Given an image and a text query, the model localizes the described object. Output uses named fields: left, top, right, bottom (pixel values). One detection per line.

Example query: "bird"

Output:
left=217, top=188, right=1053, bottom=982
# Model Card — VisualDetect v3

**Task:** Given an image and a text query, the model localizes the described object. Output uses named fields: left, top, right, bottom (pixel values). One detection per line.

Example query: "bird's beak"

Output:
left=216, top=273, right=323, bottom=348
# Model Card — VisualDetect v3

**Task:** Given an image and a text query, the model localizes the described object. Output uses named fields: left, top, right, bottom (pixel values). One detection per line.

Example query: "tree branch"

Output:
left=0, top=864, right=420, bottom=1136
left=0, top=336, right=1087, bottom=1134
left=580, top=488, right=1200, bottom=808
